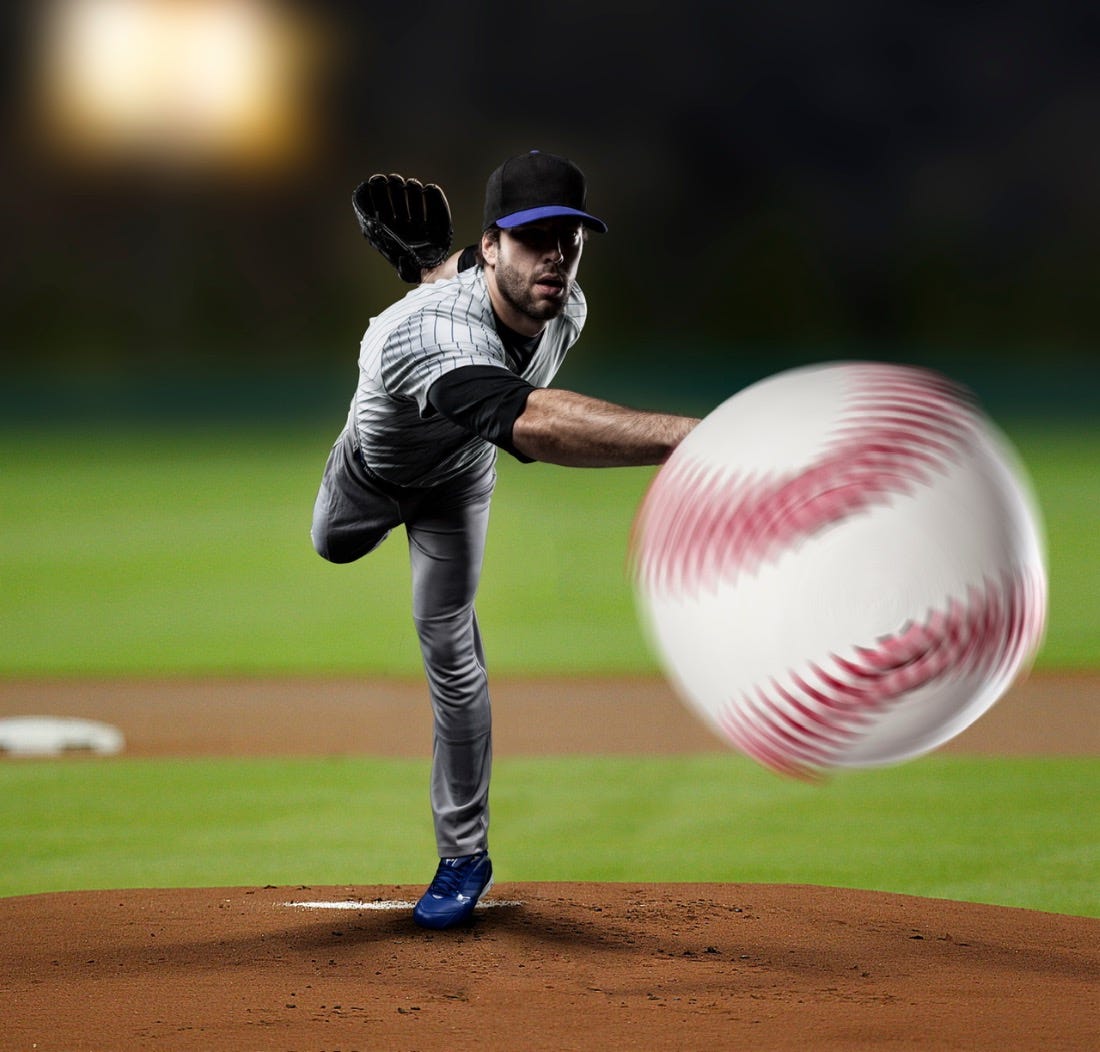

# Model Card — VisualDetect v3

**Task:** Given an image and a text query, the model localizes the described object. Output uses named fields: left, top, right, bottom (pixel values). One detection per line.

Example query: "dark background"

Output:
left=3, top=1, right=1098, bottom=420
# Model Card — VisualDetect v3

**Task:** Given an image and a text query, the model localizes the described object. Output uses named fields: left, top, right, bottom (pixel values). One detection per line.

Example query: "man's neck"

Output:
left=494, top=312, right=541, bottom=346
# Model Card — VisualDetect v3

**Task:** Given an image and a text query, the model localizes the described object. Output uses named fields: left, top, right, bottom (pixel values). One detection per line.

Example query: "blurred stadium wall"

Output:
left=2, top=1, right=1097, bottom=424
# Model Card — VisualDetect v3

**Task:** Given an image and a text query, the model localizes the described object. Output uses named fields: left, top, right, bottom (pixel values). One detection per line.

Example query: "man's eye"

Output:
left=511, top=229, right=546, bottom=248
left=511, top=225, right=582, bottom=250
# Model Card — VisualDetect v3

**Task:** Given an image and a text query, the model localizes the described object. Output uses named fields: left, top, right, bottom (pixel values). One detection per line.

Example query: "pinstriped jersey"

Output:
left=348, top=266, right=586, bottom=487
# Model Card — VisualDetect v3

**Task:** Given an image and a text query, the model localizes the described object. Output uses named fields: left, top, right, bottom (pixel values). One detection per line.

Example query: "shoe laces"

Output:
left=428, top=856, right=477, bottom=897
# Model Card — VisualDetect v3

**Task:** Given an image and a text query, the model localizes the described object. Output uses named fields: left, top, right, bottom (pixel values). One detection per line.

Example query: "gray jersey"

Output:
left=347, top=266, right=586, bottom=487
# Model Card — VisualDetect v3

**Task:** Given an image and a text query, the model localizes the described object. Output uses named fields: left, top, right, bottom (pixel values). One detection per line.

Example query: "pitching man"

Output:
left=311, top=150, right=699, bottom=929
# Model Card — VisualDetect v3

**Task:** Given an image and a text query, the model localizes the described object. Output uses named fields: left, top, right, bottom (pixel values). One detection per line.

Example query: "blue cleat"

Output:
left=412, top=852, right=494, bottom=930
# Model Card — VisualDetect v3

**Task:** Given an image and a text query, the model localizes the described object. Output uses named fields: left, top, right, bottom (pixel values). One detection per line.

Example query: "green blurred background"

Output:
left=1, top=3, right=1096, bottom=914
left=0, top=422, right=1096, bottom=675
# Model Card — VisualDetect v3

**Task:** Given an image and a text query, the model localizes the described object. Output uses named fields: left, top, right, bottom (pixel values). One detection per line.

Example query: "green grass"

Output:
left=2, top=754, right=1096, bottom=918
left=0, top=418, right=1096, bottom=675
left=1007, top=421, right=1100, bottom=667
left=2, top=411, right=1092, bottom=925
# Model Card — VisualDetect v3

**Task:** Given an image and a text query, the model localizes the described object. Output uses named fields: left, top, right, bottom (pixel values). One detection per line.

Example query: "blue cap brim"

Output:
left=495, top=205, right=608, bottom=233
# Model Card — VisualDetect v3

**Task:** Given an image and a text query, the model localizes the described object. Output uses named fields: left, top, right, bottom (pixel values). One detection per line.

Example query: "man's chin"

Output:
left=532, top=301, right=566, bottom=321
left=528, top=290, right=569, bottom=320
left=498, top=276, right=569, bottom=325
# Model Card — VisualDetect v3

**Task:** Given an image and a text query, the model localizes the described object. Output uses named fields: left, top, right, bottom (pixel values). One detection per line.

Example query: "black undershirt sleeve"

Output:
left=456, top=244, right=480, bottom=272
left=427, top=365, right=538, bottom=462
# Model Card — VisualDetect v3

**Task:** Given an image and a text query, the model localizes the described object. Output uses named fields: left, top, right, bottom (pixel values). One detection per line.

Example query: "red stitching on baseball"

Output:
left=716, top=567, right=1045, bottom=779
left=633, top=364, right=981, bottom=599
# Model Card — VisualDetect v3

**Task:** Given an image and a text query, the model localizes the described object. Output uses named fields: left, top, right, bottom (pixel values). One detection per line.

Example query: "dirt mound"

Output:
left=4, top=883, right=1096, bottom=1050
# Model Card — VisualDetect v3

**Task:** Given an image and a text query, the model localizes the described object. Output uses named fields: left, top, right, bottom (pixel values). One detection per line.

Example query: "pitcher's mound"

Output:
left=3, top=882, right=1095, bottom=1050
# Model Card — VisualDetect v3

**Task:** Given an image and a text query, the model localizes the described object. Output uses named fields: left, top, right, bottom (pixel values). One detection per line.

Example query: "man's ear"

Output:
left=481, top=231, right=498, bottom=266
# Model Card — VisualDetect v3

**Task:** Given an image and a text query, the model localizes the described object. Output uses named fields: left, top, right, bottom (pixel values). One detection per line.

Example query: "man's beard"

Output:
left=494, top=259, right=570, bottom=324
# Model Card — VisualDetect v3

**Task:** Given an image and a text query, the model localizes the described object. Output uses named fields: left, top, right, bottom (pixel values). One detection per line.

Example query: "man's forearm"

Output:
left=511, top=388, right=700, bottom=467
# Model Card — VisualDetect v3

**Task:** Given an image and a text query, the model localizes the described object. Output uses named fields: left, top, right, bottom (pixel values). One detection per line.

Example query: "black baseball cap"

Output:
left=483, top=150, right=608, bottom=233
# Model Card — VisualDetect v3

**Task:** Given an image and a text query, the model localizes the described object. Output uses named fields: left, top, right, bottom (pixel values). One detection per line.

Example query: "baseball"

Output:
left=630, top=361, right=1048, bottom=779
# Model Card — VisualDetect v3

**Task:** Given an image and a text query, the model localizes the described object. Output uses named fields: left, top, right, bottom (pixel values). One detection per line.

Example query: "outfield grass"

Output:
left=3, top=404, right=1093, bottom=925
left=0, top=418, right=1095, bottom=674
left=1, top=754, right=1095, bottom=917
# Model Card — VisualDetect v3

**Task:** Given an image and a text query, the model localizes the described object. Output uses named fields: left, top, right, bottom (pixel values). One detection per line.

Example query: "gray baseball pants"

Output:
left=310, top=428, right=495, bottom=859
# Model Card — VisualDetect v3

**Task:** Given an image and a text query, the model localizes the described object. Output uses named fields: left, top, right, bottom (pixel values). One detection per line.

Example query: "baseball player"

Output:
left=311, top=150, right=699, bottom=929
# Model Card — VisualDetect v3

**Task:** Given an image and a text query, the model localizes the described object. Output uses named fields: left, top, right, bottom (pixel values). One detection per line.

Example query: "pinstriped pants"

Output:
left=311, top=428, right=496, bottom=858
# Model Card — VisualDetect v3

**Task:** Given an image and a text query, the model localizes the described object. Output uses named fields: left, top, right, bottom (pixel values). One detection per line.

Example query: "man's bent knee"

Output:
left=311, top=522, right=390, bottom=564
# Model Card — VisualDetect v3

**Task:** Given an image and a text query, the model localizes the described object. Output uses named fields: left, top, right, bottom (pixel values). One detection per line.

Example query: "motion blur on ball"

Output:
left=631, top=362, right=1047, bottom=779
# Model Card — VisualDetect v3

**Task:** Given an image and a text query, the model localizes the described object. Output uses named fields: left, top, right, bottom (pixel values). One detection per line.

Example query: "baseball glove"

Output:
left=352, top=173, right=454, bottom=283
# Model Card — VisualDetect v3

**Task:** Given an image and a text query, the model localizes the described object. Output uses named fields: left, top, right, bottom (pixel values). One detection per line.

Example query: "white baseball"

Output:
left=631, top=362, right=1047, bottom=779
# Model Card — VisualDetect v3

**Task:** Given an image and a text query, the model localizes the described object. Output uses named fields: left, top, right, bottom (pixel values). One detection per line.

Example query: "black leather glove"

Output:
left=352, top=173, right=454, bottom=283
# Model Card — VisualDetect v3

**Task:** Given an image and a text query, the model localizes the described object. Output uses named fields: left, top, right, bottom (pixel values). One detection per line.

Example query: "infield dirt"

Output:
left=1, top=672, right=1097, bottom=1050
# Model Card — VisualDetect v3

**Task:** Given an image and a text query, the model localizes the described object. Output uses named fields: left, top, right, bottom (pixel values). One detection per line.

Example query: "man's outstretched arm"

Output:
left=512, top=388, right=699, bottom=467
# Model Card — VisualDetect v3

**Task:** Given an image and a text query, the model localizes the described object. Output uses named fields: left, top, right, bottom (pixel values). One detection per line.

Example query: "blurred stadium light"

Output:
left=29, top=0, right=332, bottom=173
left=3, top=2, right=1096, bottom=393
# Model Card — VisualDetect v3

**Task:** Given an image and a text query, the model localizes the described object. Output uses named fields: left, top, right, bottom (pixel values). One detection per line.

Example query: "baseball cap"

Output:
left=483, top=150, right=608, bottom=233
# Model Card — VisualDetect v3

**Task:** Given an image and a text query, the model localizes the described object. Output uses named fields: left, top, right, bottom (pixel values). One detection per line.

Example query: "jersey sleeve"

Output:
left=380, top=302, right=507, bottom=416
left=427, top=365, right=537, bottom=462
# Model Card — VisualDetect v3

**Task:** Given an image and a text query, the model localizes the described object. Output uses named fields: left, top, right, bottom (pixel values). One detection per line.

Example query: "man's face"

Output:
left=484, top=218, right=585, bottom=326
